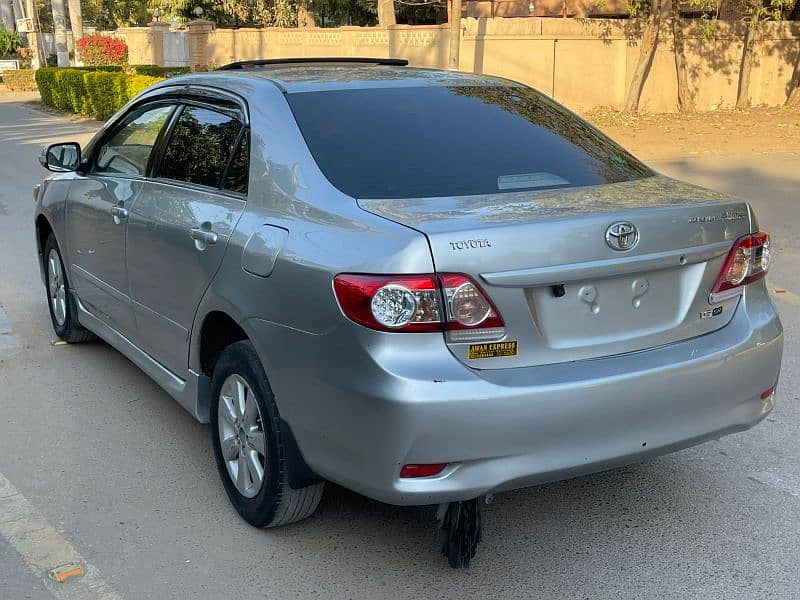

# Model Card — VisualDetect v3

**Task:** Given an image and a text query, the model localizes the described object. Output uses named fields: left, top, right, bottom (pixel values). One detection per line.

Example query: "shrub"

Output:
left=127, top=65, right=191, bottom=78
left=71, top=65, right=124, bottom=72
left=76, top=35, right=128, bottom=66
left=0, top=28, right=22, bottom=58
left=2, top=69, right=37, bottom=91
left=36, top=67, right=163, bottom=120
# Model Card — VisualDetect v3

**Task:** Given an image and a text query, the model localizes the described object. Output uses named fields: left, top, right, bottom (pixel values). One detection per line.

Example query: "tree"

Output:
left=50, top=0, right=68, bottom=66
left=377, top=0, right=396, bottom=25
left=80, top=0, right=151, bottom=28
left=312, top=0, right=377, bottom=26
left=153, top=0, right=297, bottom=27
left=736, top=0, right=794, bottom=109
left=1, top=0, right=14, bottom=30
left=624, top=0, right=664, bottom=113
left=670, top=0, right=694, bottom=111
left=448, top=0, right=461, bottom=69
left=297, top=0, right=315, bottom=26
left=66, top=0, right=81, bottom=39
left=789, top=46, right=800, bottom=106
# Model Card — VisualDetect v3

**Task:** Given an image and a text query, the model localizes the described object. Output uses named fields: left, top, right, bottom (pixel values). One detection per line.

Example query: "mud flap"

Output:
left=437, top=499, right=483, bottom=568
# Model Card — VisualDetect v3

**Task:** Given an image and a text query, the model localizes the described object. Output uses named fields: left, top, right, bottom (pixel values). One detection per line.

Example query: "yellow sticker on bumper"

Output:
left=468, top=341, right=518, bottom=360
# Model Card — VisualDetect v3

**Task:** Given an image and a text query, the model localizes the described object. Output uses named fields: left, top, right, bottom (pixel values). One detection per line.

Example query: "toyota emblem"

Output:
left=605, top=222, right=639, bottom=251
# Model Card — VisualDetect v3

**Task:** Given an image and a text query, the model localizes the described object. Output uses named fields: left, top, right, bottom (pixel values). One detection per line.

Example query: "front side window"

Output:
left=94, top=104, right=174, bottom=177
left=287, top=85, right=653, bottom=199
left=157, top=106, right=242, bottom=189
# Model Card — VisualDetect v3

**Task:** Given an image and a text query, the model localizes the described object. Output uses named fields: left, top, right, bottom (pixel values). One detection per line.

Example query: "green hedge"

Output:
left=36, top=67, right=164, bottom=120
left=126, top=65, right=191, bottom=77
left=67, top=65, right=190, bottom=77
left=70, top=65, right=124, bottom=72
left=2, top=69, right=38, bottom=91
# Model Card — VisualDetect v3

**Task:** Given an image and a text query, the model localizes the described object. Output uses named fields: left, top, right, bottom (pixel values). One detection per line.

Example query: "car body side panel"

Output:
left=127, top=181, right=246, bottom=375
left=64, top=175, right=141, bottom=336
left=35, top=176, right=72, bottom=280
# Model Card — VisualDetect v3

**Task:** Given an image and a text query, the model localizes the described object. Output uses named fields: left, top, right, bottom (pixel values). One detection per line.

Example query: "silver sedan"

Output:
left=33, top=58, right=783, bottom=567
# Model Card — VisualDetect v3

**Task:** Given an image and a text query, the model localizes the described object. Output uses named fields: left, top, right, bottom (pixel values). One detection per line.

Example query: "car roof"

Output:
left=176, top=62, right=518, bottom=94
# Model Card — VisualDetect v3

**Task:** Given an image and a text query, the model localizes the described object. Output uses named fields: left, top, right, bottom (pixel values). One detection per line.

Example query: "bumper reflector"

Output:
left=760, top=386, right=776, bottom=400
left=400, top=463, right=447, bottom=478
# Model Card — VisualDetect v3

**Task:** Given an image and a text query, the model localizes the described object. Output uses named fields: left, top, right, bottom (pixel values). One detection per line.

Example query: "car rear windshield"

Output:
left=287, top=85, right=652, bottom=200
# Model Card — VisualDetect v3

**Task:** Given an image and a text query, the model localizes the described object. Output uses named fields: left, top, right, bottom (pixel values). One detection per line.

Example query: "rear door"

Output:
left=126, top=96, right=249, bottom=375
left=65, top=102, right=176, bottom=337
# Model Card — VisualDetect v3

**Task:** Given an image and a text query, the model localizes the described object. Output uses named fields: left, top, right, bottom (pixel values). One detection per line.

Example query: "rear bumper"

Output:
left=246, top=286, right=783, bottom=506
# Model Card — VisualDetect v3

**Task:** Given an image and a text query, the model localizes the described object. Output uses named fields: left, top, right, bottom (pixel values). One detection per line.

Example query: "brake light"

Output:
left=710, top=231, right=771, bottom=303
left=333, top=273, right=504, bottom=337
left=333, top=274, right=442, bottom=332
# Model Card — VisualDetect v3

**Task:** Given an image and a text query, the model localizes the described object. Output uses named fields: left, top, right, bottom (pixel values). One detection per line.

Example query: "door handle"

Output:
left=190, top=227, right=218, bottom=249
left=110, top=205, right=128, bottom=224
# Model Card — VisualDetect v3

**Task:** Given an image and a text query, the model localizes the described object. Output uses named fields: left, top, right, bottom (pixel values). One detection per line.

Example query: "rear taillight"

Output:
left=332, top=274, right=442, bottom=332
left=710, top=231, right=771, bottom=303
left=439, top=274, right=505, bottom=342
left=333, top=273, right=504, bottom=338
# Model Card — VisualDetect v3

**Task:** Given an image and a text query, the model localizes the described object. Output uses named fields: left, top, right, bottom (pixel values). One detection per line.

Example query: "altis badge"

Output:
left=689, top=210, right=746, bottom=223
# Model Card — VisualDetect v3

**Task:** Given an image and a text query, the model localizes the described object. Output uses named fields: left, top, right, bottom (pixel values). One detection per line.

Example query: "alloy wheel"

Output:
left=47, top=249, right=67, bottom=326
left=217, top=374, right=267, bottom=498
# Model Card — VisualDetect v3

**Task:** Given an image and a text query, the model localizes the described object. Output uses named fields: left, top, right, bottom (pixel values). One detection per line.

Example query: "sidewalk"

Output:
left=585, top=106, right=800, bottom=161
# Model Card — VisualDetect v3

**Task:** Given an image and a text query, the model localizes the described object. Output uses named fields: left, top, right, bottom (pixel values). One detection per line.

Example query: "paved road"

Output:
left=0, top=95, right=798, bottom=599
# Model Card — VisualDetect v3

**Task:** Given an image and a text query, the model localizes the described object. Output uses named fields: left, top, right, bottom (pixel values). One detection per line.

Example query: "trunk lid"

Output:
left=359, top=176, right=752, bottom=369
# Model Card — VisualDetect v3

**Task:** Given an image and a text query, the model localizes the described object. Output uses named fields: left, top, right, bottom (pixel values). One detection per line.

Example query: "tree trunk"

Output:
left=787, top=45, right=800, bottom=107
left=297, top=1, right=315, bottom=27
left=448, top=0, right=462, bottom=70
left=66, top=0, right=81, bottom=39
left=670, top=0, right=693, bottom=112
left=11, top=0, right=24, bottom=23
left=736, top=24, right=756, bottom=109
left=23, top=0, right=43, bottom=67
left=50, top=0, right=69, bottom=66
left=378, top=0, right=396, bottom=26
left=624, top=6, right=661, bottom=114
left=1, top=0, right=14, bottom=30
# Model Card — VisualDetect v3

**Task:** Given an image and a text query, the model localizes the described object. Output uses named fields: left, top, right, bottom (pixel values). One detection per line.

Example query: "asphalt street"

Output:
left=0, top=95, right=798, bottom=599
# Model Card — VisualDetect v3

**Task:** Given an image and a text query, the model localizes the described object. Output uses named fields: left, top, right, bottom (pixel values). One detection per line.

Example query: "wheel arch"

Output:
left=36, top=214, right=54, bottom=254
left=35, top=214, right=55, bottom=280
left=196, top=310, right=249, bottom=379
left=192, top=308, right=320, bottom=489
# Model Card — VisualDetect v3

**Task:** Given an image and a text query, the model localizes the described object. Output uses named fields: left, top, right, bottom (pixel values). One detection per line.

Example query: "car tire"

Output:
left=43, top=233, right=95, bottom=343
left=210, top=340, right=324, bottom=527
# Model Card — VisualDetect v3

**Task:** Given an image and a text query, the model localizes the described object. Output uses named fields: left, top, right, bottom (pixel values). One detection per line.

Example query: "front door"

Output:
left=126, top=103, right=249, bottom=375
left=65, top=103, right=175, bottom=336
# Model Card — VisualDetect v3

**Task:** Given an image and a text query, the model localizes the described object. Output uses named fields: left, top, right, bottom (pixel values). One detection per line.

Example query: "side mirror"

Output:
left=39, top=142, right=81, bottom=172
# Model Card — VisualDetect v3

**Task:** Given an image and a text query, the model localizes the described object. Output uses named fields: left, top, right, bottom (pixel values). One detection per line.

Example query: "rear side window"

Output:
left=157, top=106, right=242, bottom=189
left=223, top=130, right=249, bottom=194
left=94, top=104, right=173, bottom=177
left=287, top=86, right=652, bottom=199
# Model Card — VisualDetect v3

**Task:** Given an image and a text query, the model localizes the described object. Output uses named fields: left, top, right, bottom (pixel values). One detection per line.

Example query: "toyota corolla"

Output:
left=34, top=58, right=783, bottom=568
